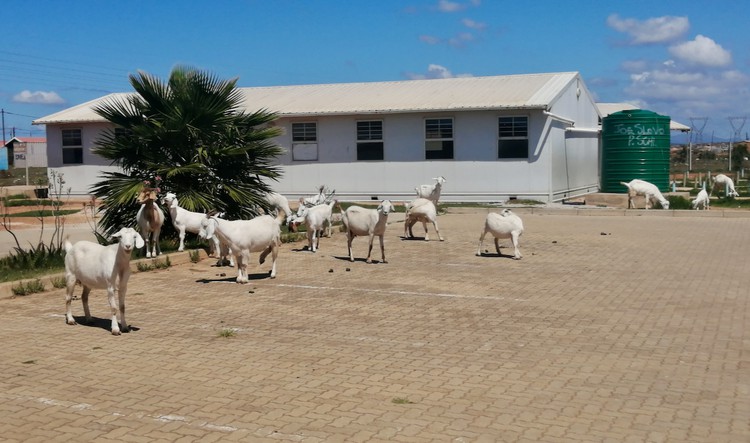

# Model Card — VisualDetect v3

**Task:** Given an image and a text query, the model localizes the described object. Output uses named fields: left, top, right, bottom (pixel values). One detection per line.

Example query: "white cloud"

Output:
left=419, top=35, right=441, bottom=45
left=437, top=0, right=465, bottom=12
left=607, top=14, right=689, bottom=44
left=405, top=64, right=473, bottom=80
left=669, top=35, right=732, bottom=67
left=462, top=18, right=486, bottom=31
left=448, top=32, right=475, bottom=48
left=13, top=90, right=65, bottom=105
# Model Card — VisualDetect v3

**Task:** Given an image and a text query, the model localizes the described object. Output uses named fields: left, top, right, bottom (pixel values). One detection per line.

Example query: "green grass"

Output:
left=0, top=167, right=49, bottom=187
left=2, top=198, right=63, bottom=207
left=12, top=279, right=46, bottom=296
left=217, top=328, right=237, bottom=338
left=391, top=397, right=414, bottom=404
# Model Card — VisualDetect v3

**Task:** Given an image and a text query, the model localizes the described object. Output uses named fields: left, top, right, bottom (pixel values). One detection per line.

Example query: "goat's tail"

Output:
left=620, top=181, right=631, bottom=189
left=63, top=236, right=73, bottom=254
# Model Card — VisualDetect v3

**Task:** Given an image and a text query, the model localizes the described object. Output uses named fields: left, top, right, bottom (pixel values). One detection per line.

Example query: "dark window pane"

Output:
left=426, top=140, right=454, bottom=159
left=498, top=139, right=528, bottom=159
left=62, top=147, right=83, bottom=164
left=357, top=142, right=384, bottom=160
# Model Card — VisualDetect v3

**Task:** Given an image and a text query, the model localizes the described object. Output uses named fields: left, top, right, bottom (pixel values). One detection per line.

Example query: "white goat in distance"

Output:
left=692, top=188, right=710, bottom=210
left=620, top=179, right=670, bottom=209
left=476, top=209, right=524, bottom=260
left=415, top=176, right=446, bottom=204
left=712, top=174, right=740, bottom=198
left=136, top=188, right=165, bottom=257
left=64, top=227, right=144, bottom=335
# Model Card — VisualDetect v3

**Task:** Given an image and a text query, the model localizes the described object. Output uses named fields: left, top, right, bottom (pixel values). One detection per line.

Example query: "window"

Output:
left=498, top=116, right=528, bottom=159
left=291, top=122, right=318, bottom=160
left=425, top=118, right=453, bottom=159
left=356, top=120, right=384, bottom=160
left=61, top=128, right=83, bottom=164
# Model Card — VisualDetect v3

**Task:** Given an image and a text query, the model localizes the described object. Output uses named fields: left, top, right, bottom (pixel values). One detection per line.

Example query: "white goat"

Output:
left=403, top=198, right=443, bottom=241
left=340, top=200, right=395, bottom=263
left=692, top=188, right=710, bottom=210
left=162, top=192, right=220, bottom=254
left=136, top=188, right=165, bottom=257
left=476, top=209, right=524, bottom=260
left=620, top=179, right=670, bottom=209
left=199, top=212, right=283, bottom=283
left=295, top=200, right=336, bottom=252
left=263, top=191, right=295, bottom=224
left=415, top=176, right=446, bottom=204
left=64, top=227, right=144, bottom=335
left=712, top=173, right=740, bottom=197
left=301, top=185, right=336, bottom=207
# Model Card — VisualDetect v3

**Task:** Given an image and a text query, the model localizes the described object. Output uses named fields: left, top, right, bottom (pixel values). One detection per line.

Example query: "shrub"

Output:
left=12, top=279, right=46, bottom=296
left=666, top=195, right=692, bottom=210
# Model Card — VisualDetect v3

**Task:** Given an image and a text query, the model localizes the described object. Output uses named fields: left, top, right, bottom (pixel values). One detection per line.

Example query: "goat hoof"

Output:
left=111, top=329, right=121, bottom=336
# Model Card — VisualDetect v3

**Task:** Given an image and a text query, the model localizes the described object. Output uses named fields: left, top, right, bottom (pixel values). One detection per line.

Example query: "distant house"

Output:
left=34, top=72, right=602, bottom=202
left=3, top=137, right=48, bottom=168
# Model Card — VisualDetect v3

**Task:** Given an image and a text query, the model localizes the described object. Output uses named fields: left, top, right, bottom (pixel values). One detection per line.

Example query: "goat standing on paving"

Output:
left=415, top=176, right=446, bottom=204
left=620, top=179, right=670, bottom=209
left=476, top=209, right=524, bottom=260
left=163, top=192, right=220, bottom=254
left=64, top=227, right=144, bottom=335
left=340, top=200, right=394, bottom=263
left=403, top=198, right=443, bottom=241
left=692, top=188, right=710, bottom=210
left=292, top=200, right=336, bottom=252
left=199, top=211, right=283, bottom=283
left=712, top=173, right=740, bottom=198
left=136, top=188, right=165, bottom=257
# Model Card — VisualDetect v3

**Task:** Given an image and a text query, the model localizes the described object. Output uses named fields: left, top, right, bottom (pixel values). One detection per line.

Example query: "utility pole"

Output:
left=728, top=116, right=747, bottom=171
left=1, top=108, right=5, bottom=144
left=689, top=117, right=708, bottom=171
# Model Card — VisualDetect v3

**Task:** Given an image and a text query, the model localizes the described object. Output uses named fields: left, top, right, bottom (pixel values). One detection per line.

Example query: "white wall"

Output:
left=43, top=89, right=601, bottom=202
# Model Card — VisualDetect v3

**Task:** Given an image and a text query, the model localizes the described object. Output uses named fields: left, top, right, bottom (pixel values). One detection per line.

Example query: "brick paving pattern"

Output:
left=1, top=208, right=748, bottom=442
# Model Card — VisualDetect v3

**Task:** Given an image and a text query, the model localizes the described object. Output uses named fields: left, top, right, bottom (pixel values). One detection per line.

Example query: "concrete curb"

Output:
left=0, top=249, right=209, bottom=301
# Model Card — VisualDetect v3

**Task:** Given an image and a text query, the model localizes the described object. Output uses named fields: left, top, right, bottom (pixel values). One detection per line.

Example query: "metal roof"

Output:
left=597, top=102, right=691, bottom=132
left=34, top=72, right=580, bottom=125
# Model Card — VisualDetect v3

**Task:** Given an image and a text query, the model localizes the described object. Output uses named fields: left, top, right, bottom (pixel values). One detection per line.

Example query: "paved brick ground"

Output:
left=1, top=208, right=748, bottom=442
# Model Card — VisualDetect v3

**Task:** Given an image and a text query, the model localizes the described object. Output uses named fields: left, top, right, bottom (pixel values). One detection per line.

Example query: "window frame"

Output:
left=291, top=121, right=319, bottom=161
left=497, top=115, right=529, bottom=159
left=424, top=117, right=454, bottom=160
left=356, top=120, right=384, bottom=161
left=61, top=128, right=83, bottom=164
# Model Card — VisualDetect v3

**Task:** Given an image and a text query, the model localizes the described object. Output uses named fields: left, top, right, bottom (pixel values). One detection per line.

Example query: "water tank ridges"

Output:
left=600, top=109, right=671, bottom=193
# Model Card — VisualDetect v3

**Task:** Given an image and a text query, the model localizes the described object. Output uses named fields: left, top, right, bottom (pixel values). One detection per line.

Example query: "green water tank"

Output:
left=600, top=109, right=671, bottom=193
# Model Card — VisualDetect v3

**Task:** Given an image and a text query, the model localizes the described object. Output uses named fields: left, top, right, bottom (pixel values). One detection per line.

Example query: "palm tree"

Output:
left=91, top=66, right=283, bottom=236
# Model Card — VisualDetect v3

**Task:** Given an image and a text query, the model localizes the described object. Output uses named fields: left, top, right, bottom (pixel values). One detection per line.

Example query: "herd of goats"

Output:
left=62, top=172, right=739, bottom=335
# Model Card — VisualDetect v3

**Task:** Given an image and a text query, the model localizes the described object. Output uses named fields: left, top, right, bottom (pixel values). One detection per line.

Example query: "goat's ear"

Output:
left=134, top=232, right=145, bottom=249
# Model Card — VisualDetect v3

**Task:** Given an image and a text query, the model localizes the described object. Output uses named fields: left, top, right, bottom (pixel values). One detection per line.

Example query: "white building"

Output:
left=34, top=71, right=602, bottom=202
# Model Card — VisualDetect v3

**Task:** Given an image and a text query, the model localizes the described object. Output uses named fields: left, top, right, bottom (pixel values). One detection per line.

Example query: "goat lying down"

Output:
left=64, top=227, right=144, bottom=335
left=199, top=211, right=283, bottom=283
left=476, top=209, right=524, bottom=260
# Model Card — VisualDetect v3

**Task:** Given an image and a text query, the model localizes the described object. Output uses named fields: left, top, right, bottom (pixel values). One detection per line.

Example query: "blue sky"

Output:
left=2, top=0, right=748, bottom=143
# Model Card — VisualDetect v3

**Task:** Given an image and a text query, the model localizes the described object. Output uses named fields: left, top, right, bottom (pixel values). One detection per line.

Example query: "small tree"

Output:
left=91, top=66, right=284, bottom=236
left=731, top=142, right=748, bottom=172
